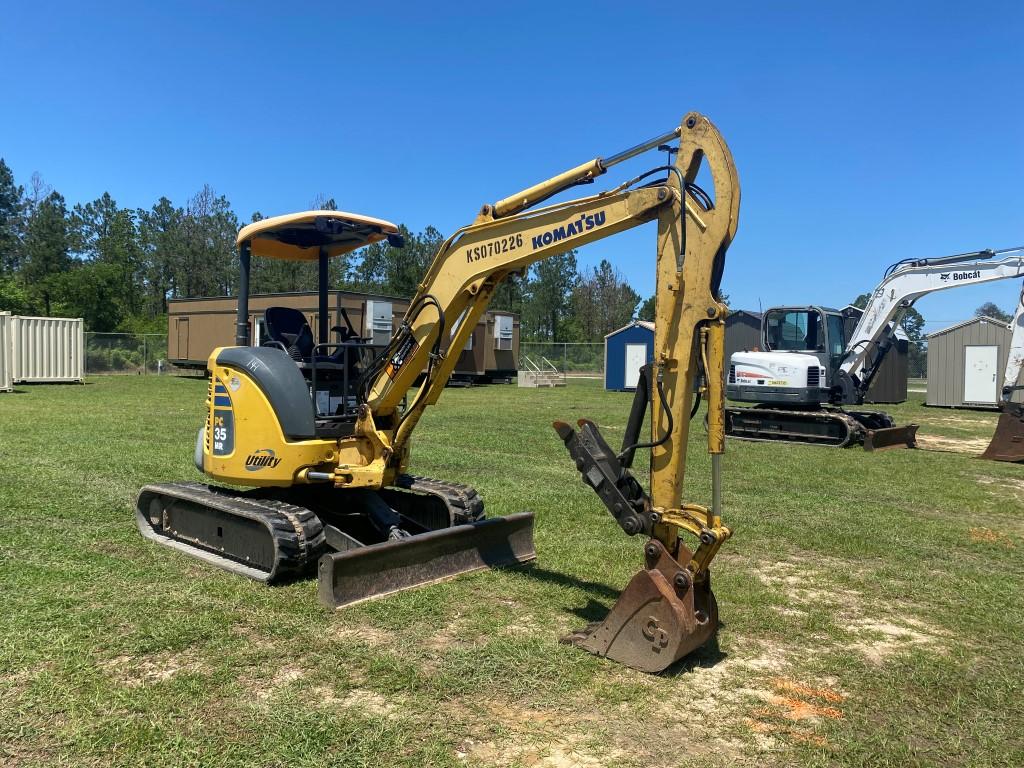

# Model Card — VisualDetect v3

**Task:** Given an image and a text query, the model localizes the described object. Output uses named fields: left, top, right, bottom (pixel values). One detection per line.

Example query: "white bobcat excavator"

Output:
left=727, top=246, right=1024, bottom=449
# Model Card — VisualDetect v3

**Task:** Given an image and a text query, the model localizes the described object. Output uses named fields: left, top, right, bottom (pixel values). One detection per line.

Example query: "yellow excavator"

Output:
left=136, top=112, right=740, bottom=673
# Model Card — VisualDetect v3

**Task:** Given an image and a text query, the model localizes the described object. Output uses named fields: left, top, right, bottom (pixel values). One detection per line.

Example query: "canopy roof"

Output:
left=236, top=211, right=400, bottom=261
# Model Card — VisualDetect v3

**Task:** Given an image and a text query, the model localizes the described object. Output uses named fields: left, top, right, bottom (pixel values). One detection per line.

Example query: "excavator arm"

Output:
left=347, top=112, right=740, bottom=671
left=836, top=246, right=1024, bottom=403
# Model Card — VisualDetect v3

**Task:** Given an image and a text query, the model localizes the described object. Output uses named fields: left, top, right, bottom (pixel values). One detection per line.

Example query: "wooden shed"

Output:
left=168, top=291, right=518, bottom=383
left=926, top=316, right=1024, bottom=408
left=723, top=310, right=762, bottom=385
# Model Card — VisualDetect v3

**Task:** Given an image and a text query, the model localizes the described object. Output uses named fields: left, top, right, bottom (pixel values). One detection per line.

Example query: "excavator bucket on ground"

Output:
left=561, top=538, right=717, bottom=673
left=981, top=402, right=1024, bottom=462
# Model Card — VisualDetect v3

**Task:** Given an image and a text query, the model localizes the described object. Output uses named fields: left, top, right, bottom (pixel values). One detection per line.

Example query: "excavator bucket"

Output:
left=561, top=539, right=717, bottom=674
left=863, top=423, right=919, bottom=451
left=317, top=512, right=536, bottom=608
left=981, top=403, right=1024, bottom=462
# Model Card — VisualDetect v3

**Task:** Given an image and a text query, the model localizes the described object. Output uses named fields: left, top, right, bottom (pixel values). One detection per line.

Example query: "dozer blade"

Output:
left=562, top=539, right=717, bottom=674
left=863, top=423, right=919, bottom=451
left=317, top=512, right=536, bottom=608
left=981, top=403, right=1024, bottom=462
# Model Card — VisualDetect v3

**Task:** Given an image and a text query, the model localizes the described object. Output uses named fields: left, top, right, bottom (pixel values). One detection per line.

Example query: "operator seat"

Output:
left=263, top=307, right=318, bottom=361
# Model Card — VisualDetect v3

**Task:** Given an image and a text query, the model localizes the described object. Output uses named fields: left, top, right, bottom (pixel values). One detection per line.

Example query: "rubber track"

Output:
left=387, top=474, right=485, bottom=524
left=136, top=482, right=327, bottom=582
left=724, top=406, right=867, bottom=448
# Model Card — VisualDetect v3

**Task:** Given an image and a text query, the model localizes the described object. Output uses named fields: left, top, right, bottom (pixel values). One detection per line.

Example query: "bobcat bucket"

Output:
left=981, top=402, right=1024, bottom=462
left=317, top=512, right=536, bottom=608
left=561, top=538, right=718, bottom=674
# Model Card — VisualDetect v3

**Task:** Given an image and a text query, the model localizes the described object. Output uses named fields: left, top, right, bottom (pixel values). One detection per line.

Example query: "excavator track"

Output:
left=725, top=406, right=918, bottom=450
left=381, top=474, right=485, bottom=528
left=136, top=482, right=328, bottom=583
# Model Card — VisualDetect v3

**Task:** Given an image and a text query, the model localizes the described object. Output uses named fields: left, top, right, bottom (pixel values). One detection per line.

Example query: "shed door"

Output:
left=176, top=318, right=189, bottom=360
left=624, top=343, right=647, bottom=389
left=964, top=345, right=998, bottom=404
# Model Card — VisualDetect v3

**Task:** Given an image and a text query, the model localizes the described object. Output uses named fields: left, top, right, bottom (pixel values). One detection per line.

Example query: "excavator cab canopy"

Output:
left=237, top=211, right=403, bottom=261
left=233, top=211, right=403, bottom=347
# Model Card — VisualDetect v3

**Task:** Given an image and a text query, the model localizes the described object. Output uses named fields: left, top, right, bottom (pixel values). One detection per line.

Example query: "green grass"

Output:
left=1, top=377, right=1022, bottom=767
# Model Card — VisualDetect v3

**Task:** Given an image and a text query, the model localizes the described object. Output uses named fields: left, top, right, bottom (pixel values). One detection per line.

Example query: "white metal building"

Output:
left=926, top=316, right=1023, bottom=408
left=7, top=316, right=85, bottom=384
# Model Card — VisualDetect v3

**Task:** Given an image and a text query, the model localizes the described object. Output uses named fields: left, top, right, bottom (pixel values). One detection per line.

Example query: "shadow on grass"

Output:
left=512, top=564, right=621, bottom=601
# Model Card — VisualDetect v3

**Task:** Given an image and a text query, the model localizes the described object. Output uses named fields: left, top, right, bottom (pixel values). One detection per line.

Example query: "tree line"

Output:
left=0, top=159, right=645, bottom=342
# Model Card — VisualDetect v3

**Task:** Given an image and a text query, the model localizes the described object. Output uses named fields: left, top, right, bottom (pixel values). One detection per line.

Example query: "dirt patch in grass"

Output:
left=916, top=434, right=992, bottom=454
left=977, top=474, right=1024, bottom=491
left=254, top=665, right=305, bottom=701
left=330, top=622, right=396, bottom=646
left=99, top=650, right=205, bottom=687
left=312, top=685, right=403, bottom=717
left=969, top=526, right=1016, bottom=548
left=927, top=415, right=992, bottom=427
left=752, top=556, right=950, bottom=667
left=452, top=699, right=622, bottom=768
left=844, top=617, right=946, bottom=664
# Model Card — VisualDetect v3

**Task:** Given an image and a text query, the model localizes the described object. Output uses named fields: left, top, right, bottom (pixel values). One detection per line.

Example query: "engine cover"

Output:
left=727, top=351, right=827, bottom=405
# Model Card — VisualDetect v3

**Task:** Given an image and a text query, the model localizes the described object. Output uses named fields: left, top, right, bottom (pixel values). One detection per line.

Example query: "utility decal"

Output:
left=211, top=380, right=234, bottom=456
left=245, top=449, right=281, bottom=471
left=465, top=234, right=523, bottom=263
left=384, top=336, right=419, bottom=380
left=531, top=210, right=606, bottom=250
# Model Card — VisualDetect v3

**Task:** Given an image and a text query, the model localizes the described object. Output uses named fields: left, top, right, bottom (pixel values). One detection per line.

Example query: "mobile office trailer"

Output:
left=168, top=291, right=518, bottom=382
left=927, top=316, right=1024, bottom=408
left=10, top=316, right=85, bottom=383
left=0, top=312, right=12, bottom=391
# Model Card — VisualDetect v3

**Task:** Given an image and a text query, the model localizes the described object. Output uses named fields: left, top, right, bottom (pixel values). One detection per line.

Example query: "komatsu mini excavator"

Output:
left=726, top=247, right=1024, bottom=449
left=136, top=112, right=739, bottom=673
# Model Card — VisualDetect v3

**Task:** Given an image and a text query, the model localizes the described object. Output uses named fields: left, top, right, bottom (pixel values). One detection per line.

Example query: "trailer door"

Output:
left=624, top=343, right=647, bottom=389
left=176, top=318, right=189, bottom=360
left=964, top=345, right=998, bottom=404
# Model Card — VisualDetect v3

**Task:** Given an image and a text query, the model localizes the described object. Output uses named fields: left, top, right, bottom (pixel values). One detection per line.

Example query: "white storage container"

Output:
left=0, top=312, right=12, bottom=392
left=11, top=316, right=85, bottom=383
left=364, top=300, right=393, bottom=346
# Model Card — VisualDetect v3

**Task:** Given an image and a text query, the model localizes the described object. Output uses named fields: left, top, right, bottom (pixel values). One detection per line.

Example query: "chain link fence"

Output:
left=85, top=333, right=200, bottom=375
left=520, top=342, right=604, bottom=376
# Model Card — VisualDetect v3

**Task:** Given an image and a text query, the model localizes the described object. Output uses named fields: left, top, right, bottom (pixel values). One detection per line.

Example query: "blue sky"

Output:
left=2, top=1, right=1021, bottom=332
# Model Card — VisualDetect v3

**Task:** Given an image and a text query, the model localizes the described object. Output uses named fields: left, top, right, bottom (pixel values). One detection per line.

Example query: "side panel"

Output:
left=0, top=312, right=12, bottom=392
left=11, top=316, right=84, bottom=383
left=964, top=345, right=998, bottom=404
